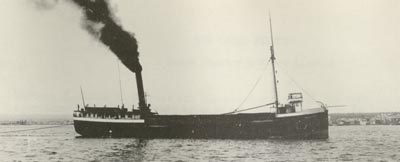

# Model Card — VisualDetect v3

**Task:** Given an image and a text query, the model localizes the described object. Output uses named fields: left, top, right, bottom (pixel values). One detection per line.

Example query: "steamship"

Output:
left=73, top=19, right=329, bottom=139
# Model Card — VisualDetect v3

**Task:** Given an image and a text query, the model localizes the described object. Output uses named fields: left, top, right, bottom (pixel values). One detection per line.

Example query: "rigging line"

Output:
left=224, top=102, right=276, bottom=115
left=117, top=60, right=124, bottom=105
left=276, top=63, right=318, bottom=102
left=0, top=125, right=70, bottom=133
left=234, top=59, right=271, bottom=112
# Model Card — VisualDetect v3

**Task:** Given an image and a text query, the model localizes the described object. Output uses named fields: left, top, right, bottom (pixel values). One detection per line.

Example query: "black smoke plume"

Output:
left=71, top=0, right=142, bottom=73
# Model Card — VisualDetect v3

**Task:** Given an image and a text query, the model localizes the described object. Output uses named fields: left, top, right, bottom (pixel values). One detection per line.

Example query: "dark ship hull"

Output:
left=74, top=108, right=328, bottom=139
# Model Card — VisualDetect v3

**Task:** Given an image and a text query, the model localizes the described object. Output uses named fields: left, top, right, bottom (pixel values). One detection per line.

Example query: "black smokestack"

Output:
left=71, top=0, right=142, bottom=73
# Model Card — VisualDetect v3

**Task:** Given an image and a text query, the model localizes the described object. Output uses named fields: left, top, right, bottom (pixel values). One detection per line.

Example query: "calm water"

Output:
left=0, top=125, right=399, bottom=162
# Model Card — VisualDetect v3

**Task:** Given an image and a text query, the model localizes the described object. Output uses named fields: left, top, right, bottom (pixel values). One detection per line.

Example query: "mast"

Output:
left=269, top=15, right=279, bottom=110
left=116, top=61, right=124, bottom=106
left=80, top=86, right=86, bottom=108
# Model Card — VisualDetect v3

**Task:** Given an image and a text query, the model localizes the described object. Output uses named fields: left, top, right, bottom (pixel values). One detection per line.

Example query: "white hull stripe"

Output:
left=276, top=108, right=325, bottom=118
left=73, top=117, right=145, bottom=123
left=148, top=125, right=168, bottom=128
left=251, top=120, right=273, bottom=123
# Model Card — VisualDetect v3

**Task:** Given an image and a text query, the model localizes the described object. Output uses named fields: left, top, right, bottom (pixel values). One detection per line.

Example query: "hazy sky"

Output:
left=0, top=0, right=399, bottom=116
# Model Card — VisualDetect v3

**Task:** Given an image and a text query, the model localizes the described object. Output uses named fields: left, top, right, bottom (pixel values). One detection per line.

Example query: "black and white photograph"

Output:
left=0, top=0, right=399, bottom=161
